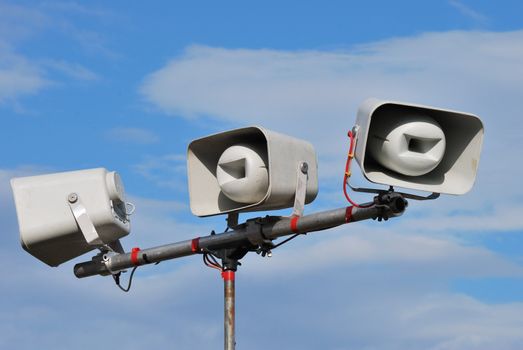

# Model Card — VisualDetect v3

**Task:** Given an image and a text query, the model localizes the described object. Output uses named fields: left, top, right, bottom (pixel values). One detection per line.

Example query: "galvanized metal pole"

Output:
left=223, top=270, right=235, bottom=350
left=74, top=193, right=407, bottom=278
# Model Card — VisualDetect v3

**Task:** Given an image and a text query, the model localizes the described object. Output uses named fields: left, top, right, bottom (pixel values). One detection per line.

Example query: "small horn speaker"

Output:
left=354, top=98, right=484, bottom=195
left=11, top=168, right=131, bottom=266
left=187, top=126, right=318, bottom=217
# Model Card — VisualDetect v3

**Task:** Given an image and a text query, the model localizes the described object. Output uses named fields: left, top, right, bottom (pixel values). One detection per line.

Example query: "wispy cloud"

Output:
left=0, top=47, right=49, bottom=104
left=245, top=225, right=523, bottom=278
left=139, top=31, right=523, bottom=163
left=140, top=32, right=523, bottom=135
left=0, top=1, right=116, bottom=107
left=127, top=195, right=211, bottom=245
left=449, top=0, right=489, bottom=25
left=0, top=2, right=49, bottom=42
left=104, top=127, right=159, bottom=144
left=133, top=153, right=187, bottom=190
left=43, top=60, right=99, bottom=81
left=40, top=1, right=113, bottom=19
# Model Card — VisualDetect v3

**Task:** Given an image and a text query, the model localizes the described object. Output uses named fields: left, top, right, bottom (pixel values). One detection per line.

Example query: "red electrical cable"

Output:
left=343, top=130, right=373, bottom=208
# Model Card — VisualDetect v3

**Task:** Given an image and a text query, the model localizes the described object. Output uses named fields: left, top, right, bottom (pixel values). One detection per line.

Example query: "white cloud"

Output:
left=43, top=59, right=99, bottom=81
left=140, top=30, right=523, bottom=153
left=400, top=204, right=523, bottom=233
left=105, top=127, right=159, bottom=144
left=133, top=153, right=188, bottom=190
left=40, top=1, right=112, bottom=19
left=243, top=225, right=523, bottom=279
left=0, top=3, right=49, bottom=42
left=449, top=0, right=489, bottom=25
left=140, top=31, right=523, bottom=140
left=0, top=2, right=113, bottom=107
left=0, top=4, right=48, bottom=90
left=0, top=45, right=49, bottom=103
left=127, top=195, right=214, bottom=246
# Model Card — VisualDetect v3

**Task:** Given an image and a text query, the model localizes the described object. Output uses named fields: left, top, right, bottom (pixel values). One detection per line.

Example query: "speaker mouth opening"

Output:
left=407, top=136, right=442, bottom=154
left=357, top=99, right=484, bottom=195
left=218, top=158, right=247, bottom=182
left=216, top=144, right=269, bottom=204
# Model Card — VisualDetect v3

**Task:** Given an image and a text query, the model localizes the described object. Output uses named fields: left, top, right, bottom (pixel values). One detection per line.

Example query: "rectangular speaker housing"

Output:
left=187, top=126, right=318, bottom=217
left=354, top=98, right=484, bottom=195
left=11, top=168, right=130, bottom=266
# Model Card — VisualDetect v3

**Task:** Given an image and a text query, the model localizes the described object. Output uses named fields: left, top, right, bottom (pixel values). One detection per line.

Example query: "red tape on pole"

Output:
left=221, top=270, right=235, bottom=281
left=130, top=247, right=141, bottom=266
left=290, top=216, right=300, bottom=233
left=191, top=237, right=200, bottom=253
left=345, top=206, right=354, bottom=223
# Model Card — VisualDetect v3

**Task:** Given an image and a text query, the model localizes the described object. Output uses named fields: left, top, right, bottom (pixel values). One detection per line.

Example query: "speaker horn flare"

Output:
left=354, top=98, right=484, bottom=195
left=367, top=114, right=446, bottom=177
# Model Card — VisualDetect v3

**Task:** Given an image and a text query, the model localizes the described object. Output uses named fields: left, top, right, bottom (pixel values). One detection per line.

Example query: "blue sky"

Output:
left=1, top=1, right=523, bottom=349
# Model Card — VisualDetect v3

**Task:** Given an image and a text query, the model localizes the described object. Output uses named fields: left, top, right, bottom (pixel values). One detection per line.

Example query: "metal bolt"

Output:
left=68, top=193, right=78, bottom=203
left=300, top=162, right=308, bottom=174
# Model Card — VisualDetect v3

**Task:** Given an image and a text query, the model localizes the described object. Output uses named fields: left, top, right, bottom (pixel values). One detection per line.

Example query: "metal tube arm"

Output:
left=74, top=192, right=407, bottom=278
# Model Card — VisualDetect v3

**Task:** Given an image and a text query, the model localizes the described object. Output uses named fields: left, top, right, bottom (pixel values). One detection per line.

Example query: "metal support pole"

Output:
left=74, top=192, right=407, bottom=278
left=222, top=270, right=235, bottom=350
left=71, top=192, right=408, bottom=350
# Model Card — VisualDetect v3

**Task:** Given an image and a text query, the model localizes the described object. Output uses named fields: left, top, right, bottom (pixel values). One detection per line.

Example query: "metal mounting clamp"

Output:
left=291, top=162, right=308, bottom=217
left=68, top=192, right=103, bottom=245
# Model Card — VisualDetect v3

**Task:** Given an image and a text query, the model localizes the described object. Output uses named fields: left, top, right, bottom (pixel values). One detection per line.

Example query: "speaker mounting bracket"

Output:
left=226, top=212, right=239, bottom=230
left=67, top=192, right=125, bottom=254
left=67, top=192, right=104, bottom=246
left=348, top=182, right=440, bottom=201
left=291, top=162, right=309, bottom=217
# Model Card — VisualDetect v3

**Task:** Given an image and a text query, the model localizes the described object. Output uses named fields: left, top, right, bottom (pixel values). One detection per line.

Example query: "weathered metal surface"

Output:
left=74, top=195, right=406, bottom=278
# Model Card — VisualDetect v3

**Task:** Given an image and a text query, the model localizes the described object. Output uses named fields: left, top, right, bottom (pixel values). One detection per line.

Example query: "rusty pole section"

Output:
left=223, top=270, right=236, bottom=350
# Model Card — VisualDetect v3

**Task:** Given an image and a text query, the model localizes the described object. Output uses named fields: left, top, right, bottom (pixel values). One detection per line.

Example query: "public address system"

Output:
left=10, top=98, right=484, bottom=350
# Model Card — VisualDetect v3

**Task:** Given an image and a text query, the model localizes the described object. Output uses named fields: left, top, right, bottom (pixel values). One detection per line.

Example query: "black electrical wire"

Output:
left=272, top=233, right=302, bottom=249
left=207, top=252, right=221, bottom=267
left=112, top=266, right=138, bottom=292
left=203, top=253, right=222, bottom=270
